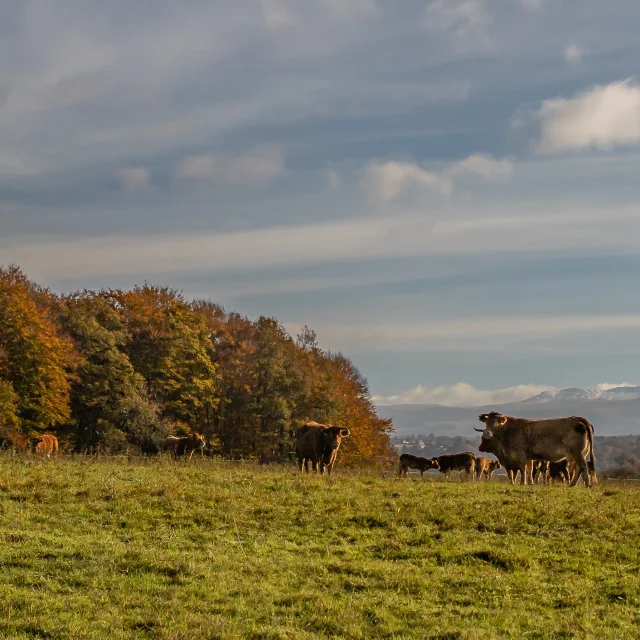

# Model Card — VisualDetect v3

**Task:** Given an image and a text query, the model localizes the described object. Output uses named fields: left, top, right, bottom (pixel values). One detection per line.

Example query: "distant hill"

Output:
left=377, top=386, right=640, bottom=438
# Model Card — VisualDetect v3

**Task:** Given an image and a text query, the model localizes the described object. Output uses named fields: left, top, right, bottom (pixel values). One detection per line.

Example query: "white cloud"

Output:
left=373, top=382, right=555, bottom=406
left=563, top=44, right=585, bottom=66
left=592, top=382, right=636, bottom=392
left=174, top=147, right=284, bottom=186
left=361, top=160, right=452, bottom=201
left=361, top=153, right=512, bottom=201
left=532, top=79, right=640, bottom=154
left=424, top=0, right=492, bottom=53
left=118, top=166, right=150, bottom=191
left=447, top=154, right=513, bottom=180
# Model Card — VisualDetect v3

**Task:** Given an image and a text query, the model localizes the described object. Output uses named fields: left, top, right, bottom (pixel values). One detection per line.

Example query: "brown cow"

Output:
left=33, top=434, right=59, bottom=459
left=163, top=433, right=206, bottom=459
left=433, top=452, right=476, bottom=479
left=399, top=454, right=440, bottom=477
left=475, top=412, right=595, bottom=487
left=474, top=456, right=501, bottom=481
left=295, top=422, right=350, bottom=475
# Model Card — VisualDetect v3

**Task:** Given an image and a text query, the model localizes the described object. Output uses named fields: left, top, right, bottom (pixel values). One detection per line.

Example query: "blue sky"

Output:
left=2, top=0, right=640, bottom=406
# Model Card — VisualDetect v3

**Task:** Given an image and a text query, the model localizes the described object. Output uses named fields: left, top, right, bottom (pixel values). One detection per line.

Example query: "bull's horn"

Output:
left=474, top=427, right=485, bottom=432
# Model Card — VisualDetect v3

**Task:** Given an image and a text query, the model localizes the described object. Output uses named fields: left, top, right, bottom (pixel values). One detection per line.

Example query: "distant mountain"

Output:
left=523, top=386, right=640, bottom=403
left=377, top=386, right=640, bottom=438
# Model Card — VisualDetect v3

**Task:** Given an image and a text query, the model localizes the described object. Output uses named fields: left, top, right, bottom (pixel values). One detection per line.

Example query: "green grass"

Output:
left=0, top=457, right=639, bottom=639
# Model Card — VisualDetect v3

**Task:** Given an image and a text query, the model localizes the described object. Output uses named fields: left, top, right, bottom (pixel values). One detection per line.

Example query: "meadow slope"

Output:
left=0, top=457, right=639, bottom=639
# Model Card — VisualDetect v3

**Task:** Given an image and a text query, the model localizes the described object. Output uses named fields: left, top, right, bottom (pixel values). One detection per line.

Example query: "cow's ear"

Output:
left=339, top=428, right=350, bottom=437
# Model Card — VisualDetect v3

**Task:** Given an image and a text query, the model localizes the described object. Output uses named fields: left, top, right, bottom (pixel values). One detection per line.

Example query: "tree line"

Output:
left=0, top=266, right=393, bottom=464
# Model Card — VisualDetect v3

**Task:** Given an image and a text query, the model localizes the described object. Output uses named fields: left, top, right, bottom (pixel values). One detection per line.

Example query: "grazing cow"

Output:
left=33, top=434, right=59, bottom=459
left=474, top=456, right=501, bottom=481
left=163, top=433, right=206, bottom=459
left=295, top=422, right=350, bottom=476
left=475, top=412, right=595, bottom=487
left=432, top=452, right=476, bottom=479
left=399, top=454, right=440, bottom=477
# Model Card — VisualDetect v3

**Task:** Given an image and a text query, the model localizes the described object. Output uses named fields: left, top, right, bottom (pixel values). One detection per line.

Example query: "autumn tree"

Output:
left=105, top=286, right=219, bottom=433
left=0, top=268, right=74, bottom=434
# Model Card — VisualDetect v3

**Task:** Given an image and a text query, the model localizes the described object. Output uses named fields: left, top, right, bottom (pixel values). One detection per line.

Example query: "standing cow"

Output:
left=295, top=422, right=350, bottom=476
left=474, top=456, right=501, bottom=481
left=33, top=434, right=59, bottom=459
left=398, top=454, right=440, bottom=477
left=475, top=412, right=595, bottom=487
left=432, top=452, right=476, bottom=479
left=163, top=433, right=206, bottom=459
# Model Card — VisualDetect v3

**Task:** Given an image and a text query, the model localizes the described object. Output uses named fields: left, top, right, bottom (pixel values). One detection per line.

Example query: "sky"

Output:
left=2, top=0, right=640, bottom=407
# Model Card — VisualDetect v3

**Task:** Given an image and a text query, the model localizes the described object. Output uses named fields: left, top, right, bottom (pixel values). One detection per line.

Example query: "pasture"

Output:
left=0, top=456, right=638, bottom=639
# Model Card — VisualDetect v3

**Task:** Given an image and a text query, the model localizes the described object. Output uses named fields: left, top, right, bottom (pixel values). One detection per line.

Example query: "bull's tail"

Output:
left=576, top=417, right=595, bottom=472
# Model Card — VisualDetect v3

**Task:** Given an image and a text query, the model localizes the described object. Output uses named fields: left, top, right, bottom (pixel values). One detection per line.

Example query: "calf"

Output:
left=163, top=433, right=206, bottom=459
left=399, top=454, right=440, bottom=477
left=433, top=452, right=476, bottom=479
left=33, top=434, right=59, bottom=459
left=474, top=456, right=501, bottom=481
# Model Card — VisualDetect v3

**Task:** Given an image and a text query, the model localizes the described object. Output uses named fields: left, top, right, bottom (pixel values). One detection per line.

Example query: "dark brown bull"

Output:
left=398, top=454, right=440, bottom=477
left=433, top=452, right=476, bottom=479
left=295, top=422, right=350, bottom=475
left=475, top=412, right=595, bottom=487
left=474, top=456, right=501, bottom=481
left=163, top=433, right=206, bottom=459
left=33, top=434, right=59, bottom=459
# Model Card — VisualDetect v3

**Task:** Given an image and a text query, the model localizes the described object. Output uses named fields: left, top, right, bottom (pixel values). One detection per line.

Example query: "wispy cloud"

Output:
left=174, top=147, right=284, bottom=187
left=525, top=79, right=640, bottom=154
left=360, top=154, right=513, bottom=201
left=424, top=0, right=492, bottom=53
left=291, top=314, right=640, bottom=352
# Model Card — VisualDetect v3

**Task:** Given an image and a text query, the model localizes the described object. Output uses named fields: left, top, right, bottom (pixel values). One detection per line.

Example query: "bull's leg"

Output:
left=518, top=466, right=528, bottom=485
left=571, top=457, right=590, bottom=487
left=188, top=449, right=195, bottom=461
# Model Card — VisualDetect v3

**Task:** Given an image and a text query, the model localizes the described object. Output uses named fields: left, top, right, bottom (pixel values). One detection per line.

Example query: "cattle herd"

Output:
left=18, top=412, right=598, bottom=487
left=298, top=412, right=598, bottom=487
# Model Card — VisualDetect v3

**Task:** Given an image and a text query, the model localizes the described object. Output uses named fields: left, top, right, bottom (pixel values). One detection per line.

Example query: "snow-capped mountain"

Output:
left=523, top=386, right=640, bottom=403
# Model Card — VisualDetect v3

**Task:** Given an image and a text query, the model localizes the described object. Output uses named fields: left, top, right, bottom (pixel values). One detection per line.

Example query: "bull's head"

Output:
left=191, top=432, right=206, bottom=448
left=428, top=458, right=440, bottom=470
left=488, top=460, right=501, bottom=471
left=322, top=426, right=350, bottom=457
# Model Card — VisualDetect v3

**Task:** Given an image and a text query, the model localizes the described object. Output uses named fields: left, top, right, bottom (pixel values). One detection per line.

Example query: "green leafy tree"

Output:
left=59, top=293, right=168, bottom=452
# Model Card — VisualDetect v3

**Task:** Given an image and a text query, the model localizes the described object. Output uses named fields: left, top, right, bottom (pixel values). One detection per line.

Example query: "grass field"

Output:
left=0, top=456, right=639, bottom=639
